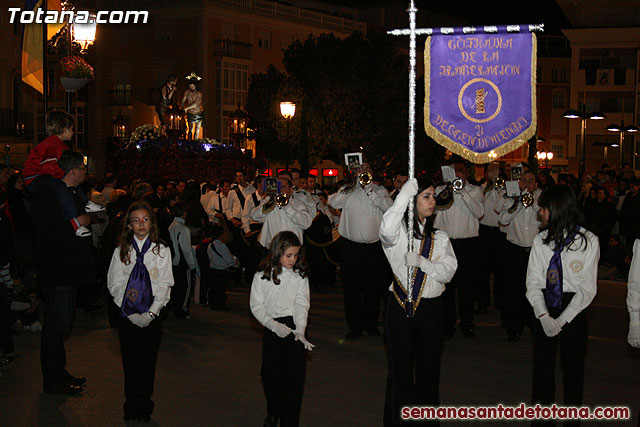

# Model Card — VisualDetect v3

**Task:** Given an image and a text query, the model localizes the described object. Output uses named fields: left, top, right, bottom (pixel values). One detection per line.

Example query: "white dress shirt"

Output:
left=497, top=188, right=542, bottom=247
left=200, top=190, right=215, bottom=210
left=379, top=196, right=457, bottom=299
left=250, top=268, right=310, bottom=331
left=627, top=239, right=640, bottom=314
left=168, top=217, right=197, bottom=270
left=526, top=228, right=599, bottom=324
left=205, top=192, right=231, bottom=223
left=228, top=183, right=256, bottom=220
left=328, top=183, right=392, bottom=243
left=433, top=183, right=484, bottom=239
left=242, top=190, right=262, bottom=234
left=251, top=196, right=313, bottom=248
left=480, top=185, right=501, bottom=227
left=107, top=235, right=174, bottom=315
left=293, top=189, right=318, bottom=214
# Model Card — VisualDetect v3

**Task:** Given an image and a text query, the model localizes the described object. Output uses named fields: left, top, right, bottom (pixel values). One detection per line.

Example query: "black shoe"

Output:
left=344, top=331, right=363, bottom=340
left=364, top=327, right=381, bottom=336
left=264, top=414, right=278, bottom=427
left=44, top=383, right=82, bottom=395
left=69, top=376, right=87, bottom=387
left=461, top=328, right=475, bottom=338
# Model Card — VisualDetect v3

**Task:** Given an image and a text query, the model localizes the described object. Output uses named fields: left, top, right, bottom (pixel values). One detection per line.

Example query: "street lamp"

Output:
left=71, top=16, right=97, bottom=52
left=228, top=106, right=249, bottom=148
left=593, top=141, right=619, bottom=165
left=280, top=101, right=296, bottom=169
left=606, top=121, right=638, bottom=172
left=536, top=150, right=554, bottom=169
left=562, top=106, right=606, bottom=178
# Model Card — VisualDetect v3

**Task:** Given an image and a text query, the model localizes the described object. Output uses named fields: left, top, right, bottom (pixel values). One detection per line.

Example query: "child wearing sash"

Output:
left=525, top=186, right=599, bottom=422
left=249, top=231, right=314, bottom=427
left=107, top=201, right=174, bottom=422
left=379, top=178, right=458, bottom=426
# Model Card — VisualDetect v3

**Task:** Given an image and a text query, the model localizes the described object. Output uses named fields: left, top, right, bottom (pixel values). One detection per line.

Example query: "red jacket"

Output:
left=23, top=135, right=69, bottom=185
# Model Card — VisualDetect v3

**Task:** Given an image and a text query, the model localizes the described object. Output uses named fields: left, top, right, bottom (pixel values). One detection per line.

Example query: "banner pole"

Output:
left=406, top=0, right=417, bottom=307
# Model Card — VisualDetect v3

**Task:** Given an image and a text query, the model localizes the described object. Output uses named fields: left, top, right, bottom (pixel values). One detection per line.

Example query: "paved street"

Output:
left=1, top=278, right=638, bottom=426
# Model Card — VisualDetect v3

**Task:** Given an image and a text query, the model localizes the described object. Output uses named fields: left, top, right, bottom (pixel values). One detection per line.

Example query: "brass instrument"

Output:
left=452, top=178, right=464, bottom=192
left=507, top=192, right=535, bottom=213
left=262, top=193, right=289, bottom=214
left=358, top=171, right=372, bottom=188
left=494, top=177, right=505, bottom=190
left=521, top=192, right=534, bottom=207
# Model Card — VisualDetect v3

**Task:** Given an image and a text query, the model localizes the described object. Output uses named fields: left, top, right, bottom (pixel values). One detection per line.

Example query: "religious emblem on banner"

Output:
left=424, top=33, right=537, bottom=163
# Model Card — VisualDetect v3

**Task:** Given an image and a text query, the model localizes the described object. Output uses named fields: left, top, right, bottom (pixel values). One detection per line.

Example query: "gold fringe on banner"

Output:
left=424, top=33, right=537, bottom=164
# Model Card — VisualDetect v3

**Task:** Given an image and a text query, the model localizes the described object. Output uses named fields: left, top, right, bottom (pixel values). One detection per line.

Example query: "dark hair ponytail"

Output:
left=403, top=178, right=435, bottom=240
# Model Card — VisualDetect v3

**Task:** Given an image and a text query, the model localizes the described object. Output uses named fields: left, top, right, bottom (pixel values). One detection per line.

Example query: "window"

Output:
left=551, top=141, right=565, bottom=159
left=216, top=60, right=248, bottom=143
left=111, top=84, right=132, bottom=105
left=552, top=93, right=565, bottom=109
left=258, top=30, right=271, bottom=49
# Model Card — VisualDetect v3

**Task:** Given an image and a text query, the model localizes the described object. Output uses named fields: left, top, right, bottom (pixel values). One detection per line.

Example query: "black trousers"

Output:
left=198, top=265, right=211, bottom=305
left=118, top=315, right=163, bottom=418
left=171, top=266, right=191, bottom=315
left=41, top=285, right=78, bottom=389
left=384, top=294, right=444, bottom=426
left=531, top=294, right=588, bottom=427
left=442, top=237, right=479, bottom=332
left=339, top=239, right=390, bottom=333
left=209, top=268, right=229, bottom=309
left=503, top=241, right=533, bottom=336
left=0, top=285, right=15, bottom=355
left=477, top=225, right=503, bottom=309
left=261, top=316, right=306, bottom=427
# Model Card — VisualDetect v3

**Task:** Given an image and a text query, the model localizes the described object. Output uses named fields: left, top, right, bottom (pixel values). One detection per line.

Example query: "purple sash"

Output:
left=392, top=232, right=435, bottom=317
left=545, top=229, right=578, bottom=311
left=120, top=238, right=154, bottom=316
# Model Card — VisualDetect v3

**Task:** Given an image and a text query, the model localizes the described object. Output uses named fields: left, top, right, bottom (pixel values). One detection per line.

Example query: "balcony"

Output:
left=0, top=108, right=34, bottom=140
left=213, top=39, right=253, bottom=60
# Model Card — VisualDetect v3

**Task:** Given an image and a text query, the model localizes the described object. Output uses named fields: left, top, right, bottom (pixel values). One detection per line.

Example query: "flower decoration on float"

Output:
left=128, top=124, right=161, bottom=149
left=60, top=56, right=95, bottom=79
left=199, top=137, right=221, bottom=152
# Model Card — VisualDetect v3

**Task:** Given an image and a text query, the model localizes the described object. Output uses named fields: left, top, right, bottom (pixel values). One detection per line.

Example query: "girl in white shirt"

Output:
left=250, top=231, right=314, bottom=427
left=627, top=239, right=640, bottom=348
left=526, top=185, right=599, bottom=416
left=379, top=178, right=458, bottom=426
left=107, top=201, right=174, bottom=422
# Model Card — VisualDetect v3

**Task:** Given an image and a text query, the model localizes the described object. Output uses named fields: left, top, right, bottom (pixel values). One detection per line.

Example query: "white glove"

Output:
left=272, top=322, right=292, bottom=338
left=628, top=312, right=640, bottom=348
left=396, top=178, right=418, bottom=203
left=404, top=252, right=433, bottom=273
left=141, top=312, right=154, bottom=326
left=539, top=314, right=562, bottom=337
left=293, top=329, right=315, bottom=351
left=128, top=313, right=150, bottom=328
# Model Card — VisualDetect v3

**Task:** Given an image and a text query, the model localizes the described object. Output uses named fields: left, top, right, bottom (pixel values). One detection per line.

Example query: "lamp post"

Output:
left=593, top=141, right=619, bottom=165
left=280, top=101, right=296, bottom=169
left=228, top=106, right=249, bottom=149
left=536, top=150, right=554, bottom=169
left=562, top=106, right=606, bottom=178
left=605, top=121, right=638, bottom=172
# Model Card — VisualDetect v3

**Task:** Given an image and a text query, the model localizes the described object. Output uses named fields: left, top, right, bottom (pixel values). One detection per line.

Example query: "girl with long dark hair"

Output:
left=107, top=201, right=174, bottom=422
left=379, top=178, right=458, bottom=426
left=525, top=185, right=599, bottom=423
left=249, top=231, right=314, bottom=427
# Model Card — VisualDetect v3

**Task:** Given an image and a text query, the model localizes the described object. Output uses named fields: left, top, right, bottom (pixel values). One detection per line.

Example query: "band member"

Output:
left=251, top=177, right=313, bottom=252
left=478, top=167, right=506, bottom=315
left=526, top=185, right=599, bottom=420
left=328, top=162, right=393, bottom=339
left=434, top=160, right=483, bottom=338
left=227, top=169, right=257, bottom=282
left=182, top=72, right=203, bottom=140
left=627, top=238, right=640, bottom=348
left=379, top=178, right=457, bottom=426
left=242, top=177, right=266, bottom=282
left=205, top=180, right=231, bottom=225
left=155, top=74, right=177, bottom=135
left=496, top=170, right=541, bottom=342
left=389, top=171, right=408, bottom=200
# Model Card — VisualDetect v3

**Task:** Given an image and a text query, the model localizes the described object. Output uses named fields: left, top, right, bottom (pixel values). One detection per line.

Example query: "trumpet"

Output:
left=507, top=192, right=535, bottom=213
left=494, top=177, right=505, bottom=190
left=452, top=178, right=464, bottom=192
left=358, top=171, right=373, bottom=188
left=262, top=193, right=289, bottom=214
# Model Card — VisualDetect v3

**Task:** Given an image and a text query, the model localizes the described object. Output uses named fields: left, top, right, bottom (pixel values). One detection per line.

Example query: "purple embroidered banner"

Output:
left=424, top=33, right=537, bottom=163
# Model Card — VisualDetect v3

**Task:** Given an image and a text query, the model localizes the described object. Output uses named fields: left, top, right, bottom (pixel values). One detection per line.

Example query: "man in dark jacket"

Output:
left=31, top=150, right=94, bottom=394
